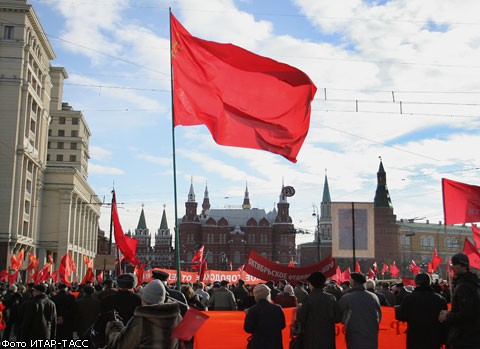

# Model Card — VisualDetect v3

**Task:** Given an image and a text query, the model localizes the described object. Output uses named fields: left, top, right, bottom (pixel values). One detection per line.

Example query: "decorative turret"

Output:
left=137, top=204, right=148, bottom=232
left=184, top=179, right=199, bottom=222
left=321, top=170, right=332, bottom=221
left=201, top=183, right=210, bottom=215
left=242, top=182, right=251, bottom=209
left=374, top=158, right=393, bottom=208
left=275, top=184, right=291, bottom=223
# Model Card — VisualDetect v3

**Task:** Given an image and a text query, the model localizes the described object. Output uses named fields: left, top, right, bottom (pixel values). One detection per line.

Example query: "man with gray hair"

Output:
left=365, top=279, right=390, bottom=306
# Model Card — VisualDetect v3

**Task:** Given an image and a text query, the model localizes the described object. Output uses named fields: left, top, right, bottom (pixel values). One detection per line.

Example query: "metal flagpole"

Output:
left=169, top=7, right=182, bottom=290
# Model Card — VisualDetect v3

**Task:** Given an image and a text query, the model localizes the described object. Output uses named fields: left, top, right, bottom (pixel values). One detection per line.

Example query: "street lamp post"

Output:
left=312, top=205, right=321, bottom=261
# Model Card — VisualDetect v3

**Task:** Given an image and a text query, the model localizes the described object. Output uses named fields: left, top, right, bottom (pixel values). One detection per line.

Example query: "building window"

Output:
left=26, top=179, right=32, bottom=193
left=47, top=142, right=51, bottom=149
left=48, top=129, right=52, bottom=136
left=46, top=154, right=50, bottom=161
left=30, top=120, right=36, bottom=132
left=446, top=237, right=458, bottom=249
left=57, top=142, right=64, bottom=149
left=401, top=235, right=411, bottom=246
left=72, top=118, right=79, bottom=125
left=70, top=143, right=77, bottom=150
left=69, top=155, right=76, bottom=162
left=23, top=221, right=28, bottom=235
left=59, top=117, right=66, bottom=124
left=71, top=130, right=78, bottom=137
left=56, top=154, right=63, bottom=161
left=58, top=130, right=65, bottom=136
left=4, top=26, right=14, bottom=39
left=24, top=200, right=30, bottom=214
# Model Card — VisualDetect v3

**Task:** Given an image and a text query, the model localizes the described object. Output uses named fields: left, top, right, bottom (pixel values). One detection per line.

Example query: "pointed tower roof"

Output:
left=137, top=204, right=147, bottom=230
left=322, top=170, right=331, bottom=203
left=159, top=205, right=168, bottom=230
left=242, top=181, right=251, bottom=209
left=188, top=178, right=196, bottom=202
left=202, top=182, right=211, bottom=212
left=374, top=158, right=393, bottom=208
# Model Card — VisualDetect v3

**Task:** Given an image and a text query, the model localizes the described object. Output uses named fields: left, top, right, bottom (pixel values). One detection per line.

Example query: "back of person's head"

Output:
left=283, top=284, right=294, bottom=296
left=197, top=282, right=205, bottom=290
left=253, top=284, right=271, bottom=302
left=415, top=273, right=431, bottom=287
left=350, top=272, right=366, bottom=285
left=181, top=284, right=195, bottom=300
left=306, top=272, right=326, bottom=289
left=83, top=285, right=95, bottom=295
left=8, top=284, right=18, bottom=292
left=141, top=280, right=166, bottom=305
left=365, top=279, right=376, bottom=290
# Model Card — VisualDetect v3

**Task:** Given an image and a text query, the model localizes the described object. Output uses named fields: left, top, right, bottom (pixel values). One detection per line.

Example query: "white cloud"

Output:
left=89, top=163, right=125, bottom=175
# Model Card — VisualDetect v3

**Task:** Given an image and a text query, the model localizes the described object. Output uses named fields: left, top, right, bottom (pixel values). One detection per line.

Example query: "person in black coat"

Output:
left=297, top=272, right=341, bottom=349
left=17, top=284, right=57, bottom=341
left=101, top=273, right=141, bottom=324
left=244, top=284, right=286, bottom=349
left=74, top=285, right=101, bottom=339
left=52, top=283, right=76, bottom=341
left=439, top=253, right=480, bottom=349
left=395, top=273, right=447, bottom=349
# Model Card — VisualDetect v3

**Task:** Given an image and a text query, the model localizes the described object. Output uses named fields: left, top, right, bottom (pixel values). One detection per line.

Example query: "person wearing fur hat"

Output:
left=297, top=272, right=341, bottom=349
left=438, top=253, right=480, bottom=349
left=106, top=279, right=182, bottom=349
left=338, top=272, right=382, bottom=349
left=244, top=284, right=285, bottom=349
left=101, top=273, right=141, bottom=324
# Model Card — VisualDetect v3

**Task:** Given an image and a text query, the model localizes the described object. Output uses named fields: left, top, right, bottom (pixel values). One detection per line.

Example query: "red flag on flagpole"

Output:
left=0, top=270, right=8, bottom=282
left=112, top=191, right=140, bottom=265
left=198, top=259, right=208, bottom=283
left=472, top=225, right=480, bottom=249
left=170, top=13, right=317, bottom=163
left=80, top=268, right=95, bottom=285
left=463, top=238, right=480, bottom=269
left=8, top=270, right=18, bottom=284
left=341, top=267, right=351, bottom=283
left=442, top=178, right=480, bottom=225
left=97, top=271, right=104, bottom=283
left=288, top=258, right=295, bottom=268
left=428, top=262, right=434, bottom=274
left=59, top=253, right=74, bottom=285
left=368, top=268, right=376, bottom=279
left=432, top=248, right=443, bottom=271
left=381, top=263, right=389, bottom=276
left=355, top=261, right=361, bottom=273
left=36, top=264, right=51, bottom=283
left=27, top=253, right=38, bottom=271
left=332, top=266, right=342, bottom=283
left=410, top=260, right=421, bottom=275
left=372, top=262, right=378, bottom=274
left=390, top=261, right=400, bottom=277
left=10, top=248, right=24, bottom=271
left=191, top=245, right=204, bottom=270
left=135, top=263, right=145, bottom=285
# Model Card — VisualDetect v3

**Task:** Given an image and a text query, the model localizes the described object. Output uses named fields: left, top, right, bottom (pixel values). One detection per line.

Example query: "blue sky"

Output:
left=29, top=0, right=480, bottom=245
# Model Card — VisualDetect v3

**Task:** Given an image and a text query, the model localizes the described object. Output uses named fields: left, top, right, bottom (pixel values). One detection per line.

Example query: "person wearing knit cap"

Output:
left=338, top=272, right=382, bottom=349
left=106, top=279, right=182, bottom=349
left=273, top=284, right=298, bottom=309
left=244, top=284, right=285, bottom=349
left=297, top=272, right=341, bottom=349
left=439, top=253, right=480, bottom=348
left=101, top=273, right=141, bottom=324
left=395, top=273, right=447, bottom=349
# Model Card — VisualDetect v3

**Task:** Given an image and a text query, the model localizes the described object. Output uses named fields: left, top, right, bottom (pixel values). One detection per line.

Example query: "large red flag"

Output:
left=341, top=267, right=351, bottom=283
left=112, top=191, right=140, bottom=265
left=191, top=245, right=204, bottom=270
left=390, top=262, right=400, bottom=277
left=170, top=13, right=316, bottom=163
left=442, top=178, right=480, bottom=225
left=432, top=248, right=443, bottom=271
left=463, top=238, right=480, bottom=269
left=472, top=225, right=480, bottom=248
left=80, top=268, right=95, bottom=285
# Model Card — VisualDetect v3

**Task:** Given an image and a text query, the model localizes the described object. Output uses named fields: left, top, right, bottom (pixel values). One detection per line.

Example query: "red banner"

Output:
left=147, top=269, right=264, bottom=285
left=243, top=250, right=336, bottom=283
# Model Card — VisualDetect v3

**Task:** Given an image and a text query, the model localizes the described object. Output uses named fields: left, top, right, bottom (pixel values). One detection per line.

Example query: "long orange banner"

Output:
left=145, top=269, right=265, bottom=284
left=194, top=307, right=409, bottom=349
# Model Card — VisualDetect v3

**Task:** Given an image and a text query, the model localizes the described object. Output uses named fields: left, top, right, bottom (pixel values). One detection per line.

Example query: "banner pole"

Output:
left=169, top=8, right=182, bottom=290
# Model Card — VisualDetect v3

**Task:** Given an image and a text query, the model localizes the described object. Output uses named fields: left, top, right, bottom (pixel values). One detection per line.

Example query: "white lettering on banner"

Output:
left=321, top=261, right=335, bottom=274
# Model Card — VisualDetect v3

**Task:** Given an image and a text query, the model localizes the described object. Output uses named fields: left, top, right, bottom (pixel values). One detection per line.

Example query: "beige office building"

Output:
left=0, top=0, right=100, bottom=279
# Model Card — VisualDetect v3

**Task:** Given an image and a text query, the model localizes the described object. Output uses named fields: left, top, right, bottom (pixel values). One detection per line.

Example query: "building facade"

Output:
left=178, top=183, right=296, bottom=270
left=0, top=1, right=100, bottom=278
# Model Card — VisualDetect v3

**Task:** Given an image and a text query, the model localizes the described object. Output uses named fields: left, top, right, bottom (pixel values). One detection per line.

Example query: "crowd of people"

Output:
left=0, top=252, right=479, bottom=349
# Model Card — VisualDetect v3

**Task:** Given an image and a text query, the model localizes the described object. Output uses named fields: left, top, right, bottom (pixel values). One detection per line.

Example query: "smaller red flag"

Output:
left=97, top=271, right=104, bottom=283
left=171, top=307, right=210, bottom=341
left=341, top=267, right=351, bottom=283
left=8, top=270, right=18, bottom=284
left=463, top=238, right=480, bottom=269
left=432, top=248, right=443, bottom=271
left=472, top=225, right=480, bottom=249
left=135, top=263, right=145, bottom=285
left=402, top=277, right=415, bottom=287
left=381, top=263, right=389, bottom=275
left=372, top=262, right=378, bottom=274
left=410, top=260, right=421, bottom=275
left=390, top=262, right=400, bottom=277
left=237, top=264, right=245, bottom=272
left=191, top=245, right=204, bottom=270
left=36, top=264, right=51, bottom=283
left=51, top=270, right=59, bottom=283
left=428, top=262, right=434, bottom=274
left=198, top=259, right=208, bottom=283
left=331, top=266, right=342, bottom=283
left=0, top=270, right=8, bottom=281
left=368, top=268, right=376, bottom=279
left=288, top=258, right=295, bottom=268
left=48, top=254, right=54, bottom=265
left=59, top=253, right=74, bottom=285
left=355, top=261, right=361, bottom=273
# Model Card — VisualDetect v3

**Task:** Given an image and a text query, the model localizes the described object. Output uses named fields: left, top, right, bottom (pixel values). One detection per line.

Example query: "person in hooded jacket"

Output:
left=439, top=253, right=480, bottom=349
left=106, top=279, right=182, bottom=349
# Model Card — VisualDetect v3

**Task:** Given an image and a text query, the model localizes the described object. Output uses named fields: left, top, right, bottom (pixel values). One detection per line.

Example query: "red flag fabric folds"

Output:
left=112, top=191, right=140, bottom=265
left=381, top=263, right=389, bottom=276
left=59, top=253, right=74, bottom=285
left=135, top=263, right=145, bottom=285
left=170, top=13, right=317, bottom=163
left=472, top=225, right=480, bottom=248
left=341, top=267, right=351, bottom=283
left=171, top=307, right=210, bottom=341
left=390, top=262, right=400, bottom=277
left=36, top=264, right=51, bottom=283
left=355, top=261, right=361, bottom=273
left=410, top=260, right=421, bottom=276
left=10, top=248, right=24, bottom=271
left=368, top=268, right=376, bottom=279
left=442, top=178, right=480, bottom=225
left=81, top=268, right=95, bottom=285
left=8, top=270, right=18, bottom=284
left=0, top=303, right=5, bottom=330
left=432, top=248, right=443, bottom=271
left=0, top=270, right=8, bottom=281
left=463, top=238, right=480, bottom=269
